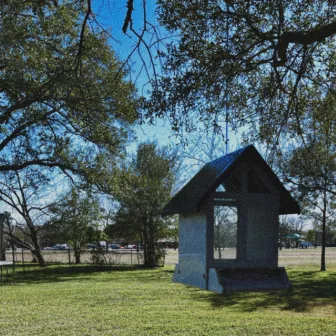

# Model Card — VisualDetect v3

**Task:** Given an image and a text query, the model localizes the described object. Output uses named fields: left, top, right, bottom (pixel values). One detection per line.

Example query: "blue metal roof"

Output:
left=162, top=145, right=300, bottom=216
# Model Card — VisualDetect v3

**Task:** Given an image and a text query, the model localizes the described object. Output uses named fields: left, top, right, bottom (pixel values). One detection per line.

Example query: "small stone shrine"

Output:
left=162, top=145, right=300, bottom=292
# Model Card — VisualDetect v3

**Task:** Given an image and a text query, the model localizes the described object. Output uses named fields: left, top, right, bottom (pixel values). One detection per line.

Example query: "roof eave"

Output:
left=162, top=204, right=200, bottom=217
left=279, top=202, right=300, bottom=215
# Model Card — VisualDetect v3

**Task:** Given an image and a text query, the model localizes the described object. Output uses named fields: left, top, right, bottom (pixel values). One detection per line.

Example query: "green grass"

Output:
left=0, top=264, right=335, bottom=335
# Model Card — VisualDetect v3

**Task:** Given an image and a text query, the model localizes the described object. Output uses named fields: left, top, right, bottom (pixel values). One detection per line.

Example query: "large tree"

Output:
left=0, top=168, right=59, bottom=266
left=112, top=142, right=176, bottom=268
left=149, top=1, right=336, bottom=147
left=280, top=92, right=336, bottom=270
left=50, top=188, right=103, bottom=264
left=0, top=0, right=137, bottom=181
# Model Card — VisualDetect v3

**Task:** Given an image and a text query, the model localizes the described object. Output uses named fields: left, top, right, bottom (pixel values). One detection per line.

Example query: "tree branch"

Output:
left=122, top=0, right=134, bottom=34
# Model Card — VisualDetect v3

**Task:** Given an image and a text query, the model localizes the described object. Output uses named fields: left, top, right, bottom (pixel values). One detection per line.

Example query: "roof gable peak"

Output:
left=162, top=145, right=300, bottom=216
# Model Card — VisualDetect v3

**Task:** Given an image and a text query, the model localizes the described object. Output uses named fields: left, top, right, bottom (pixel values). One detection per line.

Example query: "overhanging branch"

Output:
left=122, top=0, right=134, bottom=34
left=276, top=21, right=336, bottom=65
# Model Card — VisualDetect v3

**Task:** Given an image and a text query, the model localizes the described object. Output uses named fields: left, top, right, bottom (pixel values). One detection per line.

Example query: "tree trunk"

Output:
left=147, top=216, right=156, bottom=268
left=0, top=249, right=5, bottom=261
left=142, top=219, right=149, bottom=267
left=216, top=224, right=222, bottom=258
left=31, top=227, right=46, bottom=267
left=31, top=249, right=46, bottom=267
left=7, top=218, right=16, bottom=267
left=146, top=241, right=155, bottom=267
left=142, top=216, right=156, bottom=268
left=321, top=184, right=327, bottom=271
left=74, top=249, right=81, bottom=264
left=0, top=215, right=6, bottom=261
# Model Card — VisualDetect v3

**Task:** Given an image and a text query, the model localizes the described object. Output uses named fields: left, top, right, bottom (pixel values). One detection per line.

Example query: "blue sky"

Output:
left=91, top=1, right=176, bottom=152
left=92, top=0, right=240, bottom=157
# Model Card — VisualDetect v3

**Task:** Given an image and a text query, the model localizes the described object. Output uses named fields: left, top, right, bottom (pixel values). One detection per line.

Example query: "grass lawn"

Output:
left=0, top=261, right=335, bottom=335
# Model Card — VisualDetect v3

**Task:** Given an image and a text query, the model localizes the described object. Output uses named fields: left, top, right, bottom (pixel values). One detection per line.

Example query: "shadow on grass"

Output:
left=191, top=269, right=336, bottom=313
left=7, top=263, right=153, bottom=285
left=6, top=264, right=334, bottom=314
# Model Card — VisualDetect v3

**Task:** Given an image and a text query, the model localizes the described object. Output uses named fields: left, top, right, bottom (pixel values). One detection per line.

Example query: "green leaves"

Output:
left=152, top=1, right=336, bottom=145
left=50, top=188, right=104, bottom=254
left=0, top=0, right=138, bottom=181
left=111, top=142, right=177, bottom=266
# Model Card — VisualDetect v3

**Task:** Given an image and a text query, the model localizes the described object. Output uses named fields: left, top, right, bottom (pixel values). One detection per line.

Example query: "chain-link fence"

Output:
left=4, top=248, right=181, bottom=267
left=5, top=249, right=145, bottom=266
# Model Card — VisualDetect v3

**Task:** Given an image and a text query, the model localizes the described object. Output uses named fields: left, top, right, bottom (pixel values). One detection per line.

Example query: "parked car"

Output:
left=299, top=241, right=313, bottom=249
left=53, top=244, right=69, bottom=250
left=110, top=244, right=120, bottom=249
left=125, top=244, right=137, bottom=249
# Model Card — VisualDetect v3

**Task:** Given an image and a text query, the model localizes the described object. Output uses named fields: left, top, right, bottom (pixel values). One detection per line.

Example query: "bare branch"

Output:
left=122, top=0, right=134, bottom=34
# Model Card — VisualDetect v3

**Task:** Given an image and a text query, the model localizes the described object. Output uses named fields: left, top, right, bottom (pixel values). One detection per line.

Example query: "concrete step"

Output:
left=216, top=267, right=291, bottom=291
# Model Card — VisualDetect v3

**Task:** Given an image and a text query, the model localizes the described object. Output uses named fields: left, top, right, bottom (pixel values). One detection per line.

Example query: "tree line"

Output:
left=0, top=1, right=177, bottom=268
left=0, top=142, right=177, bottom=268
